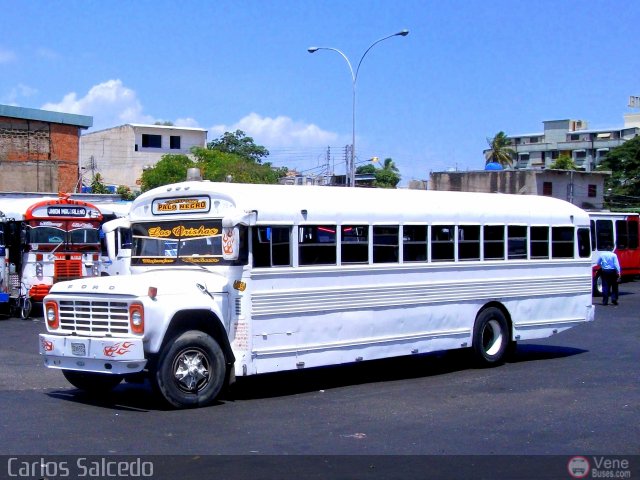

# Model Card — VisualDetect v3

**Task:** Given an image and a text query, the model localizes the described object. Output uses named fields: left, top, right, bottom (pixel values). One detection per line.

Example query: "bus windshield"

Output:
left=131, top=220, right=247, bottom=266
left=28, top=220, right=101, bottom=250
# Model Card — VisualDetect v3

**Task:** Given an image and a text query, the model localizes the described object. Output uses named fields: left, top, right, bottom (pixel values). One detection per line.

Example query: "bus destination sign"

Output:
left=47, top=206, right=87, bottom=217
left=152, top=196, right=211, bottom=215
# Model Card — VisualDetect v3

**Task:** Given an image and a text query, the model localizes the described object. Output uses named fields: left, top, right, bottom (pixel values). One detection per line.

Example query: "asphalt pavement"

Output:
left=0, top=283, right=638, bottom=478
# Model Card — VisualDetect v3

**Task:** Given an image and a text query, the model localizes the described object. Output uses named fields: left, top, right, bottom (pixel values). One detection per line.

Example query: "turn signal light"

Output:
left=45, top=301, right=59, bottom=329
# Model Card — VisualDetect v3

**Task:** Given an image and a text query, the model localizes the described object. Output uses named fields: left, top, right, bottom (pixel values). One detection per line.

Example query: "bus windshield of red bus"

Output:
left=28, top=220, right=100, bottom=250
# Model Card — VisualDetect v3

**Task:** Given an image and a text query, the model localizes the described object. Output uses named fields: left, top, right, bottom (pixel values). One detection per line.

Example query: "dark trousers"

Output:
left=601, top=269, right=619, bottom=304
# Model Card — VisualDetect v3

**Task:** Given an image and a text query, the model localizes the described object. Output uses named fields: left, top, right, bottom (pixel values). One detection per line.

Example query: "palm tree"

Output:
left=381, top=157, right=399, bottom=174
left=485, top=131, right=515, bottom=168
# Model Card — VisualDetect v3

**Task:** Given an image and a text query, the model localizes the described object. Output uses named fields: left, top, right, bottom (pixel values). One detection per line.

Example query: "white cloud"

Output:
left=174, top=117, right=201, bottom=128
left=210, top=112, right=339, bottom=148
left=2, top=83, right=38, bottom=105
left=36, top=47, right=60, bottom=60
left=0, top=47, right=16, bottom=64
left=41, top=79, right=155, bottom=130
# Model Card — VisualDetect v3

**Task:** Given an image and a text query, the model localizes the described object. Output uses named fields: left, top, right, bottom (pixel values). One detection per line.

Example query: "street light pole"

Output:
left=308, top=29, right=409, bottom=187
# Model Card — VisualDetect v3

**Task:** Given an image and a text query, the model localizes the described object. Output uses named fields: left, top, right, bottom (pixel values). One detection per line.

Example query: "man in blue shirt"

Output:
left=597, top=248, right=621, bottom=306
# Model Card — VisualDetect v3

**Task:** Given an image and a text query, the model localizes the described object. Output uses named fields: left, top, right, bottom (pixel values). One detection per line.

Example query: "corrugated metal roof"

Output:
left=0, top=104, right=93, bottom=128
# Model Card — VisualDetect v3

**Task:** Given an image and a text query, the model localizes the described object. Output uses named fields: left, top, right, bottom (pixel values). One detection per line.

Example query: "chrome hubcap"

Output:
left=482, top=319, right=504, bottom=357
left=173, top=349, right=210, bottom=392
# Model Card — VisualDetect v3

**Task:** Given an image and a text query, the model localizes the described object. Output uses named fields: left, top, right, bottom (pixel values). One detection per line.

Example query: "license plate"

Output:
left=71, top=342, right=86, bottom=356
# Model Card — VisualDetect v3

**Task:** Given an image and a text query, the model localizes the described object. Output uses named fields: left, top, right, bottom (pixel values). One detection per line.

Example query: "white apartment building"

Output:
left=498, top=113, right=640, bottom=171
left=80, top=124, right=207, bottom=189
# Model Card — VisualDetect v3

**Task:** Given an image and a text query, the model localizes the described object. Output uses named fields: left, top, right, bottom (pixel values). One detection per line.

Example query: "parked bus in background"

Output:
left=589, top=211, right=640, bottom=295
left=40, top=181, right=594, bottom=409
left=89, top=201, right=132, bottom=276
left=0, top=194, right=103, bottom=318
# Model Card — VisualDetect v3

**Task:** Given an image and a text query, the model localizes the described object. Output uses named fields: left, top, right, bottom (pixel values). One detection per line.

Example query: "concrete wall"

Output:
left=429, top=169, right=608, bottom=210
left=80, top=124, right=207, bottom=189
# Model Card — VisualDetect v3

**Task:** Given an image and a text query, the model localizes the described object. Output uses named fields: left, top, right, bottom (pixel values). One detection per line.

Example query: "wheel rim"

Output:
left=482, top=319, right=504, bottom=357
left=172, top=347, right=211, bottom=393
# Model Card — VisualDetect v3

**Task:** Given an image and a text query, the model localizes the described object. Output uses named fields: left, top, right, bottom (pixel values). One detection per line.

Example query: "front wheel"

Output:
left=152, top=330, right=227, bottom=409
left=472, top=307, right=510, bottom=366
left=20, top=298, right=32, bottom=319
left=62, top=370, right=123, bottom=393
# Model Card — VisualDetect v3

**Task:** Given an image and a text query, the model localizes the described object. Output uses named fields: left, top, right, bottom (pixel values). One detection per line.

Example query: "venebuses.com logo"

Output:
left=568, top=456, right=632, bottom=479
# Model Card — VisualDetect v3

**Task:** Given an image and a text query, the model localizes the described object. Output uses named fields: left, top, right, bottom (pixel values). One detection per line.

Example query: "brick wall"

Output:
left=0, top=116, right=80, bottom=192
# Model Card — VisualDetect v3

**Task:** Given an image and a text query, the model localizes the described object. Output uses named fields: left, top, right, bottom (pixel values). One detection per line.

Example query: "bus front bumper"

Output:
left=39, top=334, right=147, bottom=374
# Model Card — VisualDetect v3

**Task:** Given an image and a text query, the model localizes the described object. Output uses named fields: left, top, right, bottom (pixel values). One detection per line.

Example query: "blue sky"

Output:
left=1, top=0, right=638, bottom=185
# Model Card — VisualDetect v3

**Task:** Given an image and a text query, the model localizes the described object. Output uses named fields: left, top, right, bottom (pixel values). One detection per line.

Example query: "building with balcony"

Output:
left=489, top=113, right=640, bottom=171
left=79, top=123, right=207, bottom=190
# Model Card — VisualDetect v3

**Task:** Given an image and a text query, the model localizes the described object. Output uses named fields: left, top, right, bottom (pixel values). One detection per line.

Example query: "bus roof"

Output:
left=0, top=196, right=58, bottom=221
left=130, top=181, right=590, bottom=226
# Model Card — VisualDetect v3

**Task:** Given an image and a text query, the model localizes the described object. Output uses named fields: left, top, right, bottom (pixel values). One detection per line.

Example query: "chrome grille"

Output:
left=58, top=299, right=130, bottom=334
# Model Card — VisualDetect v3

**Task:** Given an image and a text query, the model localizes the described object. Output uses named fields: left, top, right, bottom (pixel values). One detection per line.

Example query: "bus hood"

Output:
left=47, top=269, right=230, bottom=297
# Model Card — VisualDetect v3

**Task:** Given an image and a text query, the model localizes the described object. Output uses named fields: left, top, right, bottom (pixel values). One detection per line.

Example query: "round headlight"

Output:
left=46, top=308, right=56, bottom=323
left=131, top=311, right=142, bottom=326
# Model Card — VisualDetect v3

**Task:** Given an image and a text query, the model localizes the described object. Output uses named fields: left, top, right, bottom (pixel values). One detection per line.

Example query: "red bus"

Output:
left=0, top=194, right=103, bottom=317
left=590, top=212, right=640, bottom=294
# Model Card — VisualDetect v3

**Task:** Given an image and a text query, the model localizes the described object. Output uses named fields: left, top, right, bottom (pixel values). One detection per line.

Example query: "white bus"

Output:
left=39, top=181, right=594, bottom=408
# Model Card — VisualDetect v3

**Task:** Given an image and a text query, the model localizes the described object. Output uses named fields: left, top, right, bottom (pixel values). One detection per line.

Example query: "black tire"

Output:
left=20, top=298, right=32, bottom=319
left=472, top=307, right=510, bottom=366
left=152, top=330, right=226, bottom=409
left=62, top=370, right=123, bottom=393
left=593, top=273, right=603, bottom=297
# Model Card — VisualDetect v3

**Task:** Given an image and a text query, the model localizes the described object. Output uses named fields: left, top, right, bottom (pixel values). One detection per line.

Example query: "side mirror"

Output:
left=222, top=227, right=239, bottom=261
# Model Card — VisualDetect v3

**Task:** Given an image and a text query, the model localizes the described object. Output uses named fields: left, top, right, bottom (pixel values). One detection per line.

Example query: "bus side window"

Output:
left=530, top=226, right=549, bottom=259
left=577, top=227, right=591, bottom=258
left=403, top=225, right=428, bottom=262
left=299, top=225, right=336, bottom=266
left=552, top=226, right=574, bottom=258
left=252, top=226, right=291, bottom=268
left=431, top=225, right=454, bottom=261
left=507, top=225, right=528, bottom=260
left=483, top=225, right=505, bottom=260
left=595, top=220, right=613, bottom=251
left=616, top=220, right=628, bottom=249
left=373, top=225, right=399, bottom=263
left=342, top=225, right=368, bottom=264
left=458, top=225, right=480, bottom=261
left=629, top=220, right=639, bottom=249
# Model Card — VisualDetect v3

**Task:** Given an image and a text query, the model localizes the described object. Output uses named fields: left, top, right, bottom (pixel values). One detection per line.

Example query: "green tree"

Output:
left=207, top=130, right=269, bottom=164
left=355, top=157, right=401, bottom=188
left=192, top=147, right=283, bottom=184
left=375, top=157, right=401, bottom=188
left=597, top=136, right=640, bottom=200
left=485, top=131, right=514, bottom=167
left=139, top=149, right=286, bottom=192
left=140, top=154, right=194, bottom=191
left=90, top=173, right=111, bottom=194
left=116, top=185, right=137, bottom=200
left=549, top=153, right=577, bottom=170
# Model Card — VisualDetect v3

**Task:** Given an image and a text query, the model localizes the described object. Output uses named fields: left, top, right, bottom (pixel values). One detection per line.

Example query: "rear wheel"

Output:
left=62, top=370, right=123, bottom=393
left=472, top=307, right=510, bottom=365
left=152, top=330, right=226, bottom=409
left=593, top=273, right=603, bottom=297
